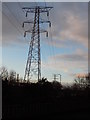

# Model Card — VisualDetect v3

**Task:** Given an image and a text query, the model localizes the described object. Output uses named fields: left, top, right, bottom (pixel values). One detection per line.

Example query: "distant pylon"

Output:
left=58, top=74, right=61, bottom=84
left=54, top=74, right=57, bottom=81
left=22, top=6, right=53, bottom=82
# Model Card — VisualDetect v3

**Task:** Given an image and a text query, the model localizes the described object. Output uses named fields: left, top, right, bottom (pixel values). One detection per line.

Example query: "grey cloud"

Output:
left=2, top=2, right=88, bottom=48
left=44, top=49, right=88, bottom=75
left=47, top=2, right=88, bottom=48
left=54, top=53, right=87, bottom=62
left=2, top=2, right=35, bottom=46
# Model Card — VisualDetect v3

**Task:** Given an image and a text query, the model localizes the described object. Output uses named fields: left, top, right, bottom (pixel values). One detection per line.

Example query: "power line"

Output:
left=40, top=1, right=56, bottom=79
left=34, top=0, right=38, bottom=6
left=3, top=3, right=32, bottom=60
left=3, top=3, right=21, bottom=24
left=44, top=0, right=47, bottom=7
left=17, top=0, right=23, bottom=10
left=4, top=2, right=33, bottom=44
left=2, top=11, right=22, bottom=37
left=16, top=2, right=37, bottom=42
left=47, top=6, right=56, bottom=66
left=4, top=3, right=31, bottom=46
left=37, top=1, right=53, bottom=80
left=3, top=3, right=23, bottom=36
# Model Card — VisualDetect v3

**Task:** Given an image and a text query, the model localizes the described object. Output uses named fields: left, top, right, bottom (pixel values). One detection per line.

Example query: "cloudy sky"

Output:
left=1, top=2, right=88, bottom=84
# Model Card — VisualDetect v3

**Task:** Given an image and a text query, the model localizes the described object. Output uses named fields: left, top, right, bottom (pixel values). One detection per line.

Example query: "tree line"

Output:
left=0, top=66, right=90, bottom=89
left=0, top=66, right=23, bottom=83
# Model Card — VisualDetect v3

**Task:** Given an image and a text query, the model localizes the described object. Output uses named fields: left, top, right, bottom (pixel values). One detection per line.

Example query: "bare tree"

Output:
left=9, top=70, right=16, bottom=83
left=0, top=67, right=8, bottom=81
left=38, top=77, right=47, bottom=84
left=74, top=75, right=88, bottom=88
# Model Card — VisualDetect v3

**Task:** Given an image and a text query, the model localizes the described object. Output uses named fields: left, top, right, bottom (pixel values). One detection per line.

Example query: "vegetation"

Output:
left=1, top=67, right=90, bottom=119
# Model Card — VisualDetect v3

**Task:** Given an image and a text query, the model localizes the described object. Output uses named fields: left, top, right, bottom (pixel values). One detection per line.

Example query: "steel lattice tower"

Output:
left=22, top=6, right=53, bottom=82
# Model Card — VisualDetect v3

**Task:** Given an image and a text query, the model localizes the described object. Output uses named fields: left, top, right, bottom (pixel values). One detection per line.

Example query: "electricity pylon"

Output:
left=53, top=74, right=62, bottom=84
left=22, top=6, right=53, bottom=82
